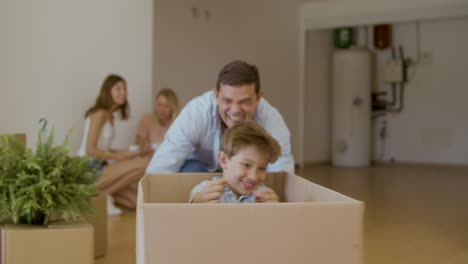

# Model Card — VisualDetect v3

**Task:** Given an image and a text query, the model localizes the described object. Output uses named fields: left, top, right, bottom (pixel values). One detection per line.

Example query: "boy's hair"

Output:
left=220, top=121, right=281, bottom=163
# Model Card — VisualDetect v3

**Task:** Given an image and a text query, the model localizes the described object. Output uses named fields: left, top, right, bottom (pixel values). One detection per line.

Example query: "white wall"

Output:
left=154, top=0, right=301, bottom=160
left=374, top=17, right=468, bottom=165
left=301, top=0, right=468, bottom=29
left=300, top=0, right=468, bottom=166
left=0, top=0, right=153, bottom=152
left=304, top=17, right=468, bottom=165
left=0, top=1, right=6, bottom=96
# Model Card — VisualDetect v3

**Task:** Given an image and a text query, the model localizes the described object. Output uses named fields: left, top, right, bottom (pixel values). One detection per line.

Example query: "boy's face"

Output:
left=218, top=146, right=269, bottom=197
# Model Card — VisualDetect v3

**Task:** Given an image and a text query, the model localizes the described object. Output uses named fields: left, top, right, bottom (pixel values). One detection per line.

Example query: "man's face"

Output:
left=214, top=83, right=263, bottom=128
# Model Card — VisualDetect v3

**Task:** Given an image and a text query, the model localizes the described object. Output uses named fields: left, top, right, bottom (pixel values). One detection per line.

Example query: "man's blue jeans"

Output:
left=179, top=159, right=209, bottom=172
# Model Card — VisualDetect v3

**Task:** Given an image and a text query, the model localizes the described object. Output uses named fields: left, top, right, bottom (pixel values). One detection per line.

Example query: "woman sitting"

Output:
left=136, top=88, right=179, bottom=156
left=77, top=74, right=150, bottom=215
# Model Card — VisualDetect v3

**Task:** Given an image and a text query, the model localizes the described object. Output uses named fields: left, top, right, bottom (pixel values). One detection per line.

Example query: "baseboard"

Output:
left=295, top=160, right=468, bottom=170
left=295, top=160, right=330, bottom=170
left=371, top=160, right=468, bottom=169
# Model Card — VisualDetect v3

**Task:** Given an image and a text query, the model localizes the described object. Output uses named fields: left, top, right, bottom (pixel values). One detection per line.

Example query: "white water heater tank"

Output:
left=332, top=48, right=371, bottom=167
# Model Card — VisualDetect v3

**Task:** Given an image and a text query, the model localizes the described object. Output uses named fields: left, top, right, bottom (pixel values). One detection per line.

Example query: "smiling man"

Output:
left=145, top=60, right=294, bottom=174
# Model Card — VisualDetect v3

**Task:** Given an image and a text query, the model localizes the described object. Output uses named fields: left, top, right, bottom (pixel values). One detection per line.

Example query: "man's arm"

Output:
left=263, top=108, right=295, bottom=174
left=145, top=102, right=205, bottom=173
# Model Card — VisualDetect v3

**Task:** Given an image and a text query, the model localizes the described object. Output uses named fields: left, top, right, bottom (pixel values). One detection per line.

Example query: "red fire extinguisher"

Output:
left=374, top=24, right=392, bottom=49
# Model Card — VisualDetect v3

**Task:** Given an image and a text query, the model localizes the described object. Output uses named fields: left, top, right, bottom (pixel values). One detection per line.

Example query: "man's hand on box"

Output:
left=254, top=187, right=279, bottom=203
left=192, top=179, right=227, bottom=203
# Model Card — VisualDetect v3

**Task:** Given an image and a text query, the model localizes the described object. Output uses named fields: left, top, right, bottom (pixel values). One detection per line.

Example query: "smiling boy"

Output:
left=189, top=121, right=281, bottom=203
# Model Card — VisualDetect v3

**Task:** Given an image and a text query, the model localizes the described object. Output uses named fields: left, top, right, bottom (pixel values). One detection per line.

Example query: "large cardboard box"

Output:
left=86, top=195, right=107, bottom=258
left=136, top=172, right=364, bottom=264
left=0, top=220, right=93, bottom=264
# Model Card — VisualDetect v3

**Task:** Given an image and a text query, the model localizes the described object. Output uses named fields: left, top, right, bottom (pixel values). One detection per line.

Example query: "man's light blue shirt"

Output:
left=145, top=91, right=295, bottom=173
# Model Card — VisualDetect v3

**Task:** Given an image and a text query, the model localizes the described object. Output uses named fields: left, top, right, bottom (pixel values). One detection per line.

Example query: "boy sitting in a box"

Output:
left=189, top=121, right=280, bottom=203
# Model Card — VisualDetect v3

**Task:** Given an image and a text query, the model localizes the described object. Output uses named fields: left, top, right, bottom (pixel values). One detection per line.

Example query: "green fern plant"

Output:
left=0, top=129, right=100, bottom=225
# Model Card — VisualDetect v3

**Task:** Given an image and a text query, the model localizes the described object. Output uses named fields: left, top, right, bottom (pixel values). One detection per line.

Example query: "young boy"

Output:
left=189, top=121, right=281, bottom=203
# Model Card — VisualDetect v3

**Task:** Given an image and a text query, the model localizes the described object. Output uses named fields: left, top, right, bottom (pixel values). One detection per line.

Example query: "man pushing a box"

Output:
left=145, top=60, right=294, bottom=174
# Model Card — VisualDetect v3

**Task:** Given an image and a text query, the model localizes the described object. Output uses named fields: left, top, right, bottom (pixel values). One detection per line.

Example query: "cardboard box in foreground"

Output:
left=0, top=220, right=93, bottom=264
left=86, top=195, right=107, bottom=258
left=137, top=172, right=365, bottom=264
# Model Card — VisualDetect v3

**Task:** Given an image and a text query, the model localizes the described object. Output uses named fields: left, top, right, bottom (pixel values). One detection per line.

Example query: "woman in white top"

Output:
left=78, top=74, right=150, bottom=212
left=136, top=88, right=179, bottom=156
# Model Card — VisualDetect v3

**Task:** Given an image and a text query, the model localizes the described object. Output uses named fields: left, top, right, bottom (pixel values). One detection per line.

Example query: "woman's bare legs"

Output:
left=98, top=156, right=150, bottom=195
left=98, top=157, right=149, bottom=214
left=112, top=185, right=138, bottom=209
left=101, top=168, right=145, bottom=195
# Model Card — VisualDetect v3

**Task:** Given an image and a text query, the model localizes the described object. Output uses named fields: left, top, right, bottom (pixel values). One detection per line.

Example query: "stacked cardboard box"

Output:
left=0, top=221, right=93, bottom=264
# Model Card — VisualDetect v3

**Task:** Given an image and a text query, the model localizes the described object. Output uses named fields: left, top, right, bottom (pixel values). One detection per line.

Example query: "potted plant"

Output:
left=0, top=129, right=99, bottom=225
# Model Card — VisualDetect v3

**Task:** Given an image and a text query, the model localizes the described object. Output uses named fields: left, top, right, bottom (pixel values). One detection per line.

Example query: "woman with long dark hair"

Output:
left=78, top=74, right=150, bottom=215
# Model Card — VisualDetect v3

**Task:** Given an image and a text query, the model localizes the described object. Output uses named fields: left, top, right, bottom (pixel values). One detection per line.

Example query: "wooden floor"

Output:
left=95, top=164, right=468, bottom=264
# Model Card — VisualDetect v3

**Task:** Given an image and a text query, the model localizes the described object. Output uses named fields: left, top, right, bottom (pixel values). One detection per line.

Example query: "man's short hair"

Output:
left=220, top=121, right=281, bottom=163
left=216, top=60, right=260, bottom=94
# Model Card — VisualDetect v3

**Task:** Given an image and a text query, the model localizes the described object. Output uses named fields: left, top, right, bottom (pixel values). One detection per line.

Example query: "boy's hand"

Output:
left=254, top=187, right=279, bottom=203
left=192, top=179, right=227, bottom=203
